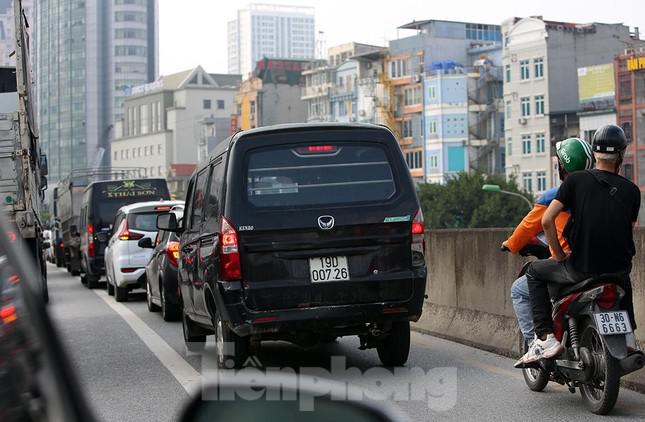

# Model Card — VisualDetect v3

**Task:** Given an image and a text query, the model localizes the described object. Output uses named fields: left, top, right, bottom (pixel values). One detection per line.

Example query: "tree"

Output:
left=417, top=172, right=533, bottom=229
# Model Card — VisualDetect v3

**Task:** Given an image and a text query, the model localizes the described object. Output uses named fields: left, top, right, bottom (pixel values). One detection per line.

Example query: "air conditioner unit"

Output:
left=413, top=74, right=422, bottom=83
left=518, top=118, right=527, bottom=125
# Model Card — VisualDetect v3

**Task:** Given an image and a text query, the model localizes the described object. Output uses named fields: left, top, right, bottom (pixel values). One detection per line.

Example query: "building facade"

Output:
left=228, top=3, right=315, bottom=77
left=111, top=66, right=240, bottom=196
left=387, top=19, right=504, bottom=182
left=34, top=0, right=158, bottom=183
left=234, top=58, right=308, bottom=130
left=615, top=50, right=645, bottom=222
left=503, top=17, right=638, bottom=194
left=0, top=0, right=33, bottom=67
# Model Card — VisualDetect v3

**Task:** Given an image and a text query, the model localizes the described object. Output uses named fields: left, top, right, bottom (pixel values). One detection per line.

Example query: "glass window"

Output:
left=523, top=173, right=533, bottom=193
left=401, top=120, right=413, bottom=138
left=246, top=143, right=396, bottom=208
left=534, top=58, right=544, bottom=78
left=217, top=100, right=225, bottom=110
left=535, top=95, right=545, bottom=115
left=521, top=97, right=530, bottom=117
left=428, top=86, right=436, bottom=100
left=430, top=154, right=439, bottom=168
left=190, top=169, right=210, bottom=229
left=127, top=212, right=165, bottom=232
left=507, top=137, right=512, bottom=156
left=428, top=119, right=437, bottom=134
left=505, top=64, right=511, bottom=83
left=203, top=99, right=212, bottom=109
left=522, top=135, right=532, bottom=155
left=536, top=133, right=545, bottom=153
left=506, top=101, right=512, bottom=120
left=537, top=171, right=547, bottom=192
left=520, top=60, right=530, bottom=80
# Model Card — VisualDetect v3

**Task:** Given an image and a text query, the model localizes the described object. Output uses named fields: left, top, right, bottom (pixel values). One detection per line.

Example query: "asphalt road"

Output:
left=46, top=263, right=645, bottom=422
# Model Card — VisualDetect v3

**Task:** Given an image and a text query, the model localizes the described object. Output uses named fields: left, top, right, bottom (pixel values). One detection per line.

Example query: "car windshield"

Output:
left=246, top=143, right=396, bottom=208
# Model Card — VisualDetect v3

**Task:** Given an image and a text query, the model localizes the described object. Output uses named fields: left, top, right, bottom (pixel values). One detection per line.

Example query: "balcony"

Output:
left=301, top=84, right=333, bottom=100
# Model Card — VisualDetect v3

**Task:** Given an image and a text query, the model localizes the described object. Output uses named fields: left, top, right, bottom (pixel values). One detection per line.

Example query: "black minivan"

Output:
left=79, top=179, right=170, bottom=288
left=158, top=124, right=427, bottom=368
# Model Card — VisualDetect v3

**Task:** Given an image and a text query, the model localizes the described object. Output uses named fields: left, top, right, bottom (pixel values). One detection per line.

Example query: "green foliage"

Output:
left=417, top=172, right=534, bottom=229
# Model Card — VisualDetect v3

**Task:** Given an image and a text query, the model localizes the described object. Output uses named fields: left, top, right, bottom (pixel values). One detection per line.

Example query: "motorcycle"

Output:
left=505, top=235, right=645, bottom=415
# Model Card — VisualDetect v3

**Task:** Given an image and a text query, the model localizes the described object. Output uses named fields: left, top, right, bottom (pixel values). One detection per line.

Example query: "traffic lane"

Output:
left=117, top=286, right=645, bottom=421
left=46, top=264, right=189, bottom=422
left=49, top=265, right=645, bottom=421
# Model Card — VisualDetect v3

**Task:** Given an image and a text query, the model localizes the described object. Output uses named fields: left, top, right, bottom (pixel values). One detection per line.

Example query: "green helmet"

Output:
left=556, top=137, right=594, bottom=173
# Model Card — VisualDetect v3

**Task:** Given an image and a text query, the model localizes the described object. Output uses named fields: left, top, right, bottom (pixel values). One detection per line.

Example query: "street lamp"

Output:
left=482, top=184, right=533, bottom=211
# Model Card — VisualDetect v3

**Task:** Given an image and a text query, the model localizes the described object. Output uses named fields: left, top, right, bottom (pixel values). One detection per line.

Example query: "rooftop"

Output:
left=399, top=19, right=501, bottom=30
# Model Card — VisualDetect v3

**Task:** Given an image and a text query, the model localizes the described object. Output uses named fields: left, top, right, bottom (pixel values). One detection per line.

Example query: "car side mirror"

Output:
left=157, top=213, right=178, bottom=232
left=137, top=237, right=154, bottom=249
left=96, top=232, right=109, bottom=243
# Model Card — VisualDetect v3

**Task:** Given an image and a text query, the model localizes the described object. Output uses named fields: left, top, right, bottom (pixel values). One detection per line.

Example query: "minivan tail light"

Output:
left=87, top=224, right=95, bottom=257
left=166, top=241, right=180, bottom=267
left=119, top=221, right=144, bottom=241
left=219, top=217, right=241, bottom=281
left=411, top=209, right=425, bottom=267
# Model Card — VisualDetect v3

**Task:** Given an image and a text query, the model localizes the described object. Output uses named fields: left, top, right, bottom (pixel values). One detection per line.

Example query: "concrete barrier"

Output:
left=413, top=228, right=645, bottom=391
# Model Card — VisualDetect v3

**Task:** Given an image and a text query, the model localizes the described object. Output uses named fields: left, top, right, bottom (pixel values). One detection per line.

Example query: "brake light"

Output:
left=411, top=209, right=425, bottom=267
left=295, top=145, right=338, bottom=155
left=6, top=231, right=17, bottom=242
left=166, top=241, right=180, bottom=267
left=120, top=268, right=139, bottom=273
left=219, top=217, right=241, bottom=280
left=0, top=305, right=17, bottom=324
left=87, top=224, right=95, bottom=257
left=155, top=206, right=172, bottom=211
left=598, top=284, right=619, bottom=310
left=60, top=242, right=64, bottom=249
left=119, top=221, right=144, bottom=241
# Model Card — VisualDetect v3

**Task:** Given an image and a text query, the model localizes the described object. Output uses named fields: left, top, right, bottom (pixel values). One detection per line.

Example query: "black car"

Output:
left=79, top=178, right=170, bottom=288
left=158, top=123, right=427, bottom=369
left=142, top=207, right=184, bottom=321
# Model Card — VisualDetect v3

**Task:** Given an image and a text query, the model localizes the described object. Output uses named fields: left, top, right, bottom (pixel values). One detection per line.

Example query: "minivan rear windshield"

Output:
left=246, top=143, right=396, bottom=208
left=127, top=212, right=162, bottom=232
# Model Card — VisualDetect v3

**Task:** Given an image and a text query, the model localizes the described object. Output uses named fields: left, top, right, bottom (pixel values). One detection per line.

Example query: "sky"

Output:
left=159, top=0, right=645, bottom=75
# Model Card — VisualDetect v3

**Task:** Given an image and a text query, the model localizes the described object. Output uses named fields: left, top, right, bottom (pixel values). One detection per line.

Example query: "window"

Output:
left=158, top=144, right=162, bottom=154
left=405, top=151, right=423, bottom=169
left=140, top=104, right=149, bottom=135
left=138, top=147, right=142, bottom=157
left=534, top=58, right=544, bottom=78
left=507, top=137, right=512, bottom=156
left=389, top=58, right=409, bottom=79
left=190, top=169, right=209, bottom=229
left=521, top=97, right=530, bottom=117
left=428, top=86, right=436, bottom=100
left=522, top=135, right=532, bottom=155
left=158, top=166, right=164, bottom=176
left=114, top=151, right=118, bottom=161
left=536, top=133, right=545, bottom=153
left=535, top=95, right=544, bottom=115
left=203, top=99, right=212, bottom=109
left=520, top=60, right=530, bottom=80
left=404, top=87, right=421, bottom=106
left=429, top=154, right=439, bottom=168
left=505, top=64, right=511, bottom=83
left=217, top=100, right=225, bottom=110
left=537, top=171, right=547, bottom=192
left=246, top=143, right=395, bottom=208
left=522, top=173, right=533, bottom=193
left=428, top=119, right=438, bottom=134
left=505, top=101, right=512, bottom=120
left=401, top=120, right=413, bottom=138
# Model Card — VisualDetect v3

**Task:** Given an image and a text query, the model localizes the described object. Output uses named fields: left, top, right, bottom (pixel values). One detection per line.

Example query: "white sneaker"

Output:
left=515, top=334, right=563, bottom=367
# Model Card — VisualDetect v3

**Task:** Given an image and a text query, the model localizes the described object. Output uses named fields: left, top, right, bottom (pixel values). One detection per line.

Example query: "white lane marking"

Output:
left=93, top=289, right=201, bottom=394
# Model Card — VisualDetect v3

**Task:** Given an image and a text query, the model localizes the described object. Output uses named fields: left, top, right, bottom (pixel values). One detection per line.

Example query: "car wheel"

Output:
left=146, top=279, right=160, bottom=312
left=106, top=278, right=114, bottom=296
left=86, top=274, right=99, bottom=289
left=213, top=310, right=249, bottom=369
left=115, top=285, right=128, bottom=302
left=161, top=281, right=180, bottom=322
left=80, top=273, right=87, bottom=285
left=376, top=321, right=411, bottom=367
left=182, top=311, right=206, bottom=352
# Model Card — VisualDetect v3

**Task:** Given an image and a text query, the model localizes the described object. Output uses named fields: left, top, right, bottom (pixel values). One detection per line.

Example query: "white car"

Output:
left=104, top=200, right=184, bottom=302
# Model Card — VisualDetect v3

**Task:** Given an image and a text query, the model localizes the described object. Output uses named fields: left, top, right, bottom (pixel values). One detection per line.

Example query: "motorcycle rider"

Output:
left=502, top=137, right=593, bottom=347
left=519, top=125, right=640, bottom=365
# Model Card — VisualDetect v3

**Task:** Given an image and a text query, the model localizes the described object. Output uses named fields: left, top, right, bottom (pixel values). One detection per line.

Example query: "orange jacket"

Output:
left=505, top=188, right=571, bottom=256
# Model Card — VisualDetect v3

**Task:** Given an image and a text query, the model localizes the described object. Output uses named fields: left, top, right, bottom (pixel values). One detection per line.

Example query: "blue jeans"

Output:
left=511, top=275, right=534, bottom=344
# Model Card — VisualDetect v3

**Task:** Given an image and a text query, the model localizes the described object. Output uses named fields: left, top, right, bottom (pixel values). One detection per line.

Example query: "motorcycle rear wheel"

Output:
left=522, top=343, right=549, bottom=392
left=579, top=319, right=621, bottom=415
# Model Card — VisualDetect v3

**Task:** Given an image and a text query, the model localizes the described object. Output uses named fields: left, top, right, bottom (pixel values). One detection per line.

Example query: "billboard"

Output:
left=577, top=64, right=615, bottom=110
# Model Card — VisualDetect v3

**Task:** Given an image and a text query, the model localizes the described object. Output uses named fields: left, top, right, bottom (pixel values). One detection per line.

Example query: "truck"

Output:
left=55, top=177, right=86, bottom=275
left=0, top=0, right=49, bottom=302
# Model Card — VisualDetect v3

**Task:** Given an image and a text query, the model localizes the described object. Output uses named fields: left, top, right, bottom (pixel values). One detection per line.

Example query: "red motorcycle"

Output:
left=509, top=237, right=644, bottom=414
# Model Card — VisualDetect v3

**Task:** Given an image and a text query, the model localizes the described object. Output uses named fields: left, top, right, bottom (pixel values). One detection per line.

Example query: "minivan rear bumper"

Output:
left=218, top=271, right=427, bottom=338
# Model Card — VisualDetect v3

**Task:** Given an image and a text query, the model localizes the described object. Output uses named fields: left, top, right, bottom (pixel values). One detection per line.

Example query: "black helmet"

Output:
left=592, top=124, right=627, bottom=153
